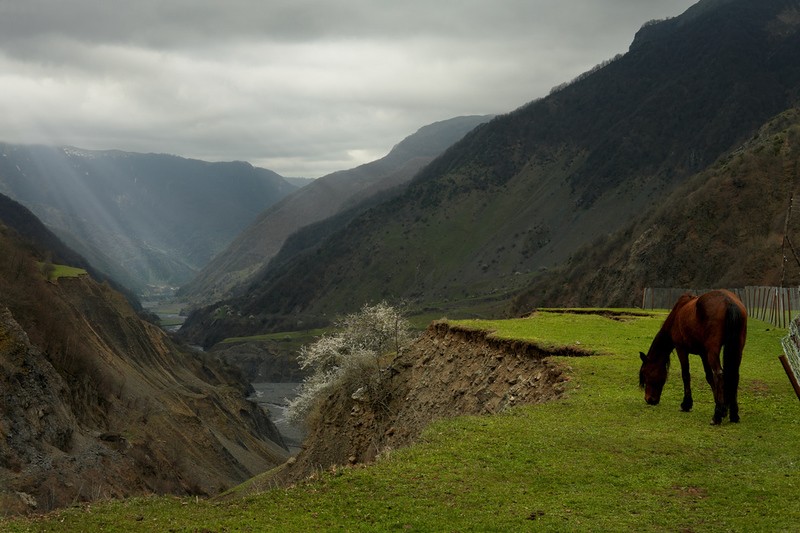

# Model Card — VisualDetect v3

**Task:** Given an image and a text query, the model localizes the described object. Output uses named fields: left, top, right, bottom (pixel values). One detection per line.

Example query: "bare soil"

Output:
left=266, top=321, right=583, bottom=487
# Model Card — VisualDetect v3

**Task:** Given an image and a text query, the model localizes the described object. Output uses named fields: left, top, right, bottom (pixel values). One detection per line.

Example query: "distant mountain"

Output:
left=180, top=0, right=800, bottom=346
left=0, top=145, right=296, bottom=295
left=178, top=115, right=492, bottom=307
left=0, top=200, right=287, bottom=514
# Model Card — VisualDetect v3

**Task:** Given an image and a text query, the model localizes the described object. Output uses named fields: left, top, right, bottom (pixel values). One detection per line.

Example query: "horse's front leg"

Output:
left=676, top=349, right=692, bottom=412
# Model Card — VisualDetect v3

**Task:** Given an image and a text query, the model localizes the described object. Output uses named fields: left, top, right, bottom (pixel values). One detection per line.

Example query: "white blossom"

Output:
left=285, top=302, right=412, bottom=424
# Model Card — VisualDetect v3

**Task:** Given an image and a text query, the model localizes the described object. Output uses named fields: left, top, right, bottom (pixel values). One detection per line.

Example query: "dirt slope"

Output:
left=249, top=322, right=583, bottom=489
left=0, top=223, right=289, bottom=514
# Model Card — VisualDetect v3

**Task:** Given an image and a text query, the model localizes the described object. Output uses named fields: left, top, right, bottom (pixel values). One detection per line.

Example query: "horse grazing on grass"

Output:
left=639, top=289, right=747, bottom=425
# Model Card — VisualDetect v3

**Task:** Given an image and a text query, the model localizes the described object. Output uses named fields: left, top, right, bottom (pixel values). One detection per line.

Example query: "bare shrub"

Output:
left=285, top=302, right=411, bottom=424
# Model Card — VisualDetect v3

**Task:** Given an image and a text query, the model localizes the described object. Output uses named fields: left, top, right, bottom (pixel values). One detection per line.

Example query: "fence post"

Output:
left=779, top=355, right=800, bottom=401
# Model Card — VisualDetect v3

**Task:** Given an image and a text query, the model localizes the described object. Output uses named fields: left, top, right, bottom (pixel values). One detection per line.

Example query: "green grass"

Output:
left=458, top=308, right=658, bottom=353
left=220, top=328, right=328, bottom=345
left=157, top=317, right=185, bottom=327
left=5, top=310, right=800, bottom=531
left=37, top=262, right=87, bottom=281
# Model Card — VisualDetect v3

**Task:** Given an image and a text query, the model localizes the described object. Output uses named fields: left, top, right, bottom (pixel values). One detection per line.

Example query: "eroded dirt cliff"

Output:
left=270, top=321, right=583, bottom=487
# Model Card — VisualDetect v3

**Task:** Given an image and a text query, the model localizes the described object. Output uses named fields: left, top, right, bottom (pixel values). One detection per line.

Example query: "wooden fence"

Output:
left=642, top=286, right=800, bottom=329
left=780, top=316, right=800, bottom=401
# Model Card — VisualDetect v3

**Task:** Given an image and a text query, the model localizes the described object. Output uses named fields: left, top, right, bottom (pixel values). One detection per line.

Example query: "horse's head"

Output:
left=639, top=351, right=668, bottom=405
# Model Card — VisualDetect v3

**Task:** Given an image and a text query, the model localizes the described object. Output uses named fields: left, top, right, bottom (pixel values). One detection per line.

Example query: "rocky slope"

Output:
left=0, top=192, right=143, bottom=310
left=0, top=205, right=289, bottom=514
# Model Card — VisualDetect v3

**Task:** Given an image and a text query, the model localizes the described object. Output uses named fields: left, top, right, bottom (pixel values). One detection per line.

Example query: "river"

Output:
left=249, top=382, right=305, bottom=455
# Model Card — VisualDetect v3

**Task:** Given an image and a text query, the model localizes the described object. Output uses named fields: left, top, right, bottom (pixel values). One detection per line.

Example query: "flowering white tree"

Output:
left=286, top=302, right=412, bottom=424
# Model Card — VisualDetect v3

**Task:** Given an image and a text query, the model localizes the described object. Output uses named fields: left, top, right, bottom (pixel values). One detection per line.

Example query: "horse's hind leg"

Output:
left=700, top=355, right=714, bottom=388
left=712, top=392, right=728, bottom=424
left=677, top=349, right=693, bottom=412
left=698, top=350, right=727, bottom=424
left=704, top=346, right=728, bottom=424
left=725, top=354, right=741, bottom=423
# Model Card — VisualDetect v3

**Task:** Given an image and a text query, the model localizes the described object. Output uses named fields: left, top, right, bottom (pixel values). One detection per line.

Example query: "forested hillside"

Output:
left=512, top=107, right=800, bottom=310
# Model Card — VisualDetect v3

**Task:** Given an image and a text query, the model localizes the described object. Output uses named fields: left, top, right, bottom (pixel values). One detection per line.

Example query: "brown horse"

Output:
left=639, top=289, right=747, bottom=424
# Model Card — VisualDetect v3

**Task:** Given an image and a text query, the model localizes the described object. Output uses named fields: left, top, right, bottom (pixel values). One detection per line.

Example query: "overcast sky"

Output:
left=0, top=1, right=698, bottom=178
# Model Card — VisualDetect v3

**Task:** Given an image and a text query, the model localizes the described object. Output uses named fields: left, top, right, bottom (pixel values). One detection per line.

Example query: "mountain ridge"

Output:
left=178, top=115, right=493, bottom=307
left=180, top=0, right=800, bottom=347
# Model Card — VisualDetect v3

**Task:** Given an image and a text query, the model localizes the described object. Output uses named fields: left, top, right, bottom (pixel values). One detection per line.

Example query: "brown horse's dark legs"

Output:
left=700, top=355, right=714, bottom=387
left=712, top=403, right=728, bottom=425
left=725, top=365, right=740, bottom=423
left=681, top=393, right=693, bottom=412
left=677, top=350, right=693, bottom=411
left=700, top=354, right=727, bottom=424
left=710, top=362, right=727, bottom=425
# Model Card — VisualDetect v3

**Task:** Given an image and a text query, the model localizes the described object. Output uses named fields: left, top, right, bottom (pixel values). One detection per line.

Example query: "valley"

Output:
left=141, top=298, right=186, bottom=331
left=141, top=299, right=307, bottom=455
left=2, top=0, right=800, bottom=526
left=0, top=147, right=296, bottom=294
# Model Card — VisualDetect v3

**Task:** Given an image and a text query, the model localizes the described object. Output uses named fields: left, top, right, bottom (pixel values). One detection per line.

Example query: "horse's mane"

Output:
left=640, top=328, right=672, bottom=388
left=639, top=293, right=694, bottom=387
left=650, top=329, right=673, bottom=367
left=657, top=292, right=696, bottom=353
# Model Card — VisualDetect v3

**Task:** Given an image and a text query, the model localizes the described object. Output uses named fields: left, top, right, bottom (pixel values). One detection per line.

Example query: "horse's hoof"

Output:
left=730, top=415, right=740, bottom=423
left=680, top=403, right=692, bottom=412
left=710, top=418, right=722, bottom=425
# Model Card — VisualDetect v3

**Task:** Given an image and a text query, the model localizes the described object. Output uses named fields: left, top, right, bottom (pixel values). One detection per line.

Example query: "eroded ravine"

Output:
left=268, top=321, right=585, bottom=487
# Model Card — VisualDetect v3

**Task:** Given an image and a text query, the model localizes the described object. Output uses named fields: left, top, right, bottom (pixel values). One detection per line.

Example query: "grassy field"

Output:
left=4, top=309, right=799, bottom=531
left=220, top=328, right=328, bottom=345
left=38, top=262, right=87, bottom=282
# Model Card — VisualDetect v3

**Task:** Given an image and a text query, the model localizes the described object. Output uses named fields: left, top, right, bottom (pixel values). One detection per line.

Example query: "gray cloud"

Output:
left=0, top=1, right=698, bottom=177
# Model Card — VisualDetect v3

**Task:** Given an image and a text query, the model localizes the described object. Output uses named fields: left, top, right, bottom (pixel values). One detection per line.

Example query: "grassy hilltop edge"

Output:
left=5, top=309, right=799, bottom=531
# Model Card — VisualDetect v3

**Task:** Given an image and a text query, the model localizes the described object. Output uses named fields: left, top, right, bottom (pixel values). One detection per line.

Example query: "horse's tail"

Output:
left=722, top=301, right=746, bottom=368
left=722, top=298, right=746, bottom=420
